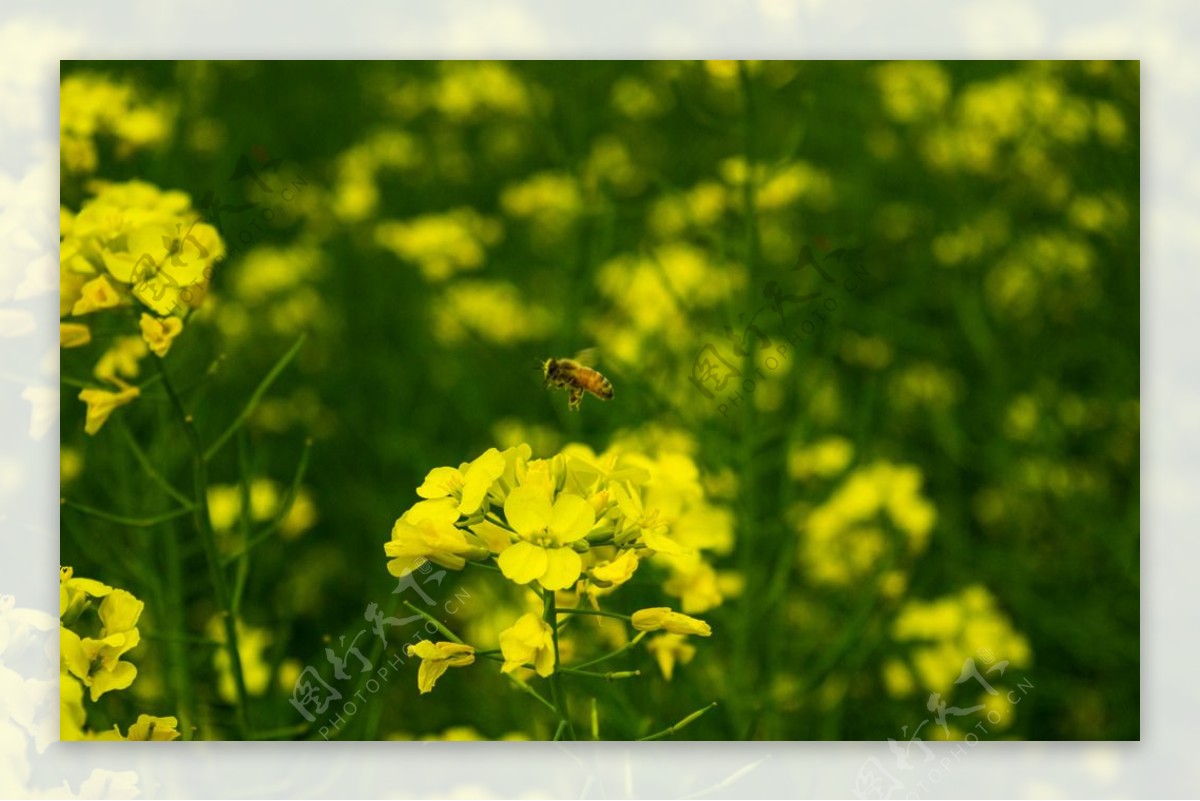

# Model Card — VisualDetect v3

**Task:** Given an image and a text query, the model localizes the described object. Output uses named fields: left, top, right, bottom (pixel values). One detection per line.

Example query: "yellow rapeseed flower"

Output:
left=416, top=448, right=505, bottom=516
left=405, top=640, right=475, bottom=694
left=498, top=613, right=555, bottom=677
left=60, top=322, right=91, bottom=348
left=71, top=274, right=122, bottom=316
left=385, top=499, right=487, bottom=575
left=78, top=382, right=140, bottom=435
left=139, top=313, right=184, bottom=357
left=497, top=486, right=595, bottom=591
left=631, top=607, right=712, bottom=637
left=645, top=633, right=696, bottom=681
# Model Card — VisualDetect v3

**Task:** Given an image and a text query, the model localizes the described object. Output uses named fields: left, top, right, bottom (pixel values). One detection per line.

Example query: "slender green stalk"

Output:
left=117, top=419, right=193, bottom=507
left=572, top=631, right=647, bottom=671
left=220, top=438, right=311, bottom=565
left=554, top=608, right=631, bottom=623
left=638, top=701, right=718, bottom=741
left=230, top=430, right=253, bottom=618
left=203, top=332, right=306, bottom=461
left=730, top=58, right=762, bottom=738
left=401, top=600, right=463, bottom=644
left=543, top=589, right=577, bottom=740
left=155, top=356, right=251, bottom=739
left=61, top=499, right=191, bottom=528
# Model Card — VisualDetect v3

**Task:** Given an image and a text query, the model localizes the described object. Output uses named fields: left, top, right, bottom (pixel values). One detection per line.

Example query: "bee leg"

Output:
left=568, top=388, right=583, bottom=411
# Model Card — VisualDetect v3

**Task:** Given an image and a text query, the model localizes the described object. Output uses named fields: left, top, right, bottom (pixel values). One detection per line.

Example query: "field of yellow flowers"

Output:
left=58, top=60, right=1139, bottom=741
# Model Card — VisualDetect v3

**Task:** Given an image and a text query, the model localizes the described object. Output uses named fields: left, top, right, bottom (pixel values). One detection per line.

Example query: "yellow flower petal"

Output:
left=71, top=275, right=122, bottom=316
left=78, top=384, right=140, bottom=435
left=138, top=313, right=184, bottom=357
left=416, top=466, right=463, bottom=500
left=89, top=659, right=137, bottom=701
left=126, top=715, right=180, bottom=741
left=460, top=448, right=505, bottom=514
left=497, top=540, right=548, bottom=585
left=539, top=547, right=582, bottom=591
left=499, top=613, right=555, bottom=677
left=548, top=494, right=595, bottom=544
left=60, top=322, right=91, bottom=348
left=503, top=485, right=552, bottom=536
left=591, top=549, right=639, bottom=586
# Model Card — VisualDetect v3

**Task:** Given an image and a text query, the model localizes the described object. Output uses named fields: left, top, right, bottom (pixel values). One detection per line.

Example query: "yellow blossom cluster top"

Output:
left=60, top=74, right=173, bottom=174
left=797, top=460, right=937, bottom=593
left=61, top=180, right=225, bottom=434
left=386, top=435, right=731, bottom=697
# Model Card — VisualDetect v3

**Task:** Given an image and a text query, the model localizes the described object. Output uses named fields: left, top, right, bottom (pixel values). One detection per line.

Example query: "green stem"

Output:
left=544, top=589, right=577, bottom=740
left=117, top=418, right=193, bottom=507
left=203, top=332, right=306, bottom=461
left=401, top=600, right=463, bottom=644
left=572, top=631, right=647, bottom=671
left=639, top=701, right=718, bottom=741
left=554, top=608, right=631, bottom=622
left=155, top=357, right=251, bottom=739
left=61, top=499, right=191, bottom=528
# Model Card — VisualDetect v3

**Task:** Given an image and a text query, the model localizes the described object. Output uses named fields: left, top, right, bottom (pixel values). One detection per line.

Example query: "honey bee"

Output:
left=542, top=349, right=614, bottom=411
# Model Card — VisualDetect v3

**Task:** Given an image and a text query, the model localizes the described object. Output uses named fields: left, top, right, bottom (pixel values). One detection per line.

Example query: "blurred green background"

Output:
left=59, top=60, right=1139, bottom=741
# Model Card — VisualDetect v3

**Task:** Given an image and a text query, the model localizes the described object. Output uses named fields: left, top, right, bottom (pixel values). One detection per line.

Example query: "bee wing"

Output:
left=572, top=347, right=601, bottom=367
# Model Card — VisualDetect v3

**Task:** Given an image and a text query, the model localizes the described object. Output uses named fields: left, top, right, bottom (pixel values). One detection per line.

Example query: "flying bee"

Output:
left=542, top=349, right=614, bottom=411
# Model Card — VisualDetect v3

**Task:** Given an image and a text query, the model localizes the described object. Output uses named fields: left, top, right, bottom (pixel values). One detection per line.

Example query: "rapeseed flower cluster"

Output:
left=386, top=434, right=727, bottom=699
left=796, top=460, right=936, bottom=594
left=60, top=74, right=172, bottom=174
left=59, top=567, right=180, bottom=741
left=884, top=585, right=1032, bottom=737
left=61, top=180, right=225, bottom=434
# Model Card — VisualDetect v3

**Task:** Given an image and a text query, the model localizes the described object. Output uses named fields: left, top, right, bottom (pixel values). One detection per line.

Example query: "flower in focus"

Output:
left=498, top=613, right=555, bottom=677
left=405, top=640, right=476, bottom=694
left=385, top=499, right=486, bottom=576
left=139, top=313, right=184, bottom=357
left=646, top=633, right=696, bottom=680
left=416, top=448, right=505, bottom=516
left=78, top=382, right=140, bottom=436
left=497, top=485, right=595, bottom=591
left=60, top=585, right=144, bottom=701
left=631, top=607, right=712, bottom=637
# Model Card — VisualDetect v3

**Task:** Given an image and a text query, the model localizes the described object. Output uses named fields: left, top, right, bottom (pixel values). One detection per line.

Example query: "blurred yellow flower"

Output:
left=631, top=607, right=712, bottom=637
left=71, top=275, right=122, bottom=316
left=139, top=313, right=184, bottom=357
left=499, top=613, right=555, bottom=677
left=60, top=322, right=91, bottom=348
left=646, top=633, right=696, bottom=681
left=788, top=437, right=854, bottom=480
left=78, top=382, right=139, bottom=435
left=94, top=714, right=181, bottom=742
left=405, top=640, right=475, bottom=694
left=375, top=208, right=501, bottom=282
